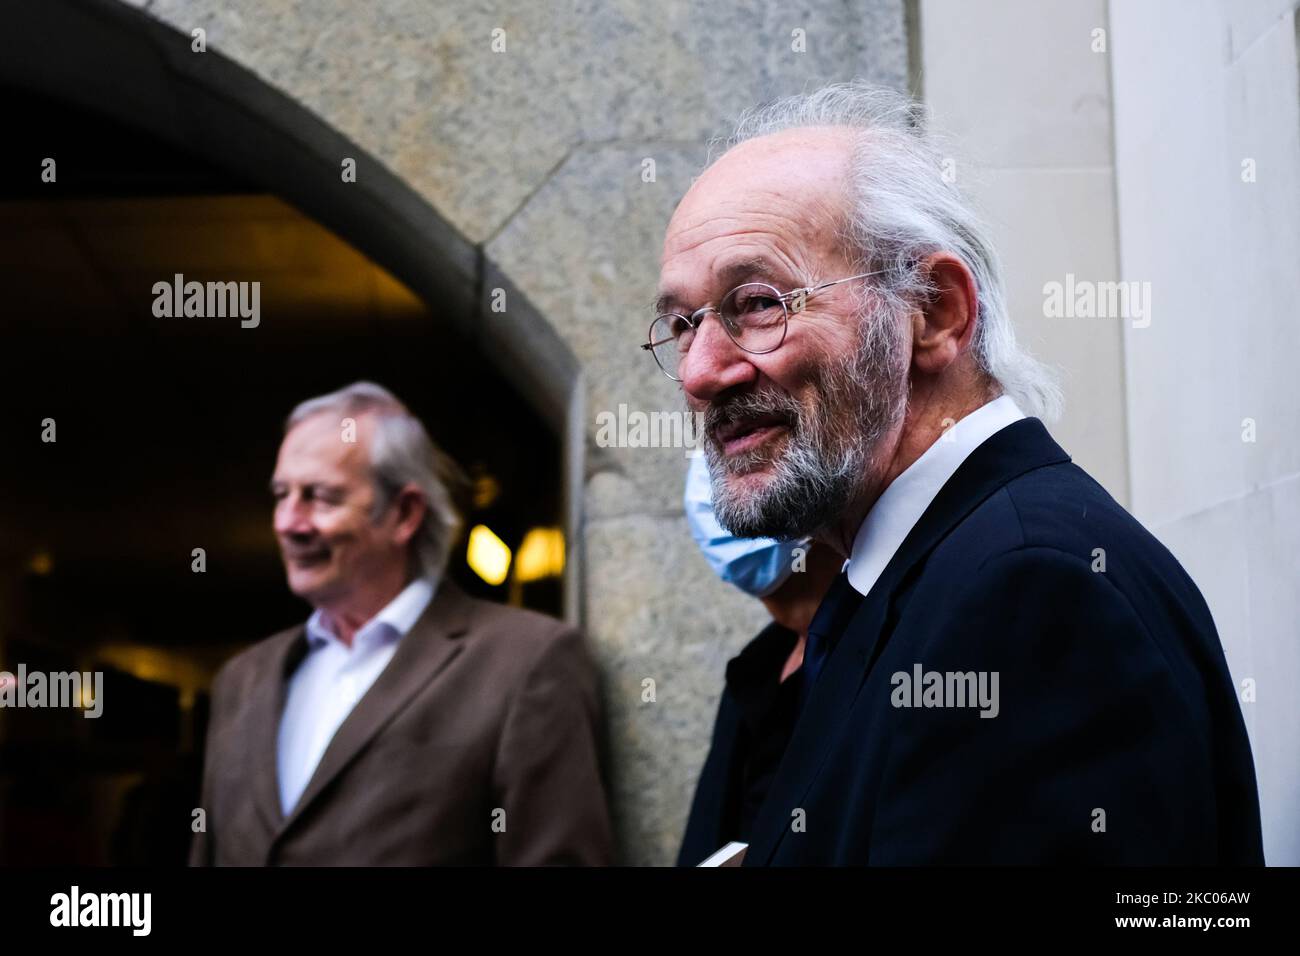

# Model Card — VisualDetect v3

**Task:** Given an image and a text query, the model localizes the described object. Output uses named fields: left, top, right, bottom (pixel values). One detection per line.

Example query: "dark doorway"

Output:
left=0, top=87, right=563, bottom=865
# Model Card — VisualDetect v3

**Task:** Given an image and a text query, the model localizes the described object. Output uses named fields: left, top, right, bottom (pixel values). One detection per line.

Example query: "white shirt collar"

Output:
left=845, top=395, right=1026, bottom=597
left=305, top=575, right=438, bottom=649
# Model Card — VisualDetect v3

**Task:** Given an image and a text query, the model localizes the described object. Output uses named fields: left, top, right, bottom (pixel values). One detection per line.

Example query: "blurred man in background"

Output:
left=677, top=453, right=840, bottom=865
left=191, top=382, right=612, bottom=865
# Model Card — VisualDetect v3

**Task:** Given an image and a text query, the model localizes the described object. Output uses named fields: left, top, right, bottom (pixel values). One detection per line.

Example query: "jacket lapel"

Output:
left=273, top=579, right=476, bottom=838
left=248, top=628, right=310, bottom=834
left=745, top=418, right=1071, bottom=865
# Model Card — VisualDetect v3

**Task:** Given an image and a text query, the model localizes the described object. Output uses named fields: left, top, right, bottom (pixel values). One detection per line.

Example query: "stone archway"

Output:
left=5, top=0, right=908, bottom=864
left=1, top=0, right=586, bottom=611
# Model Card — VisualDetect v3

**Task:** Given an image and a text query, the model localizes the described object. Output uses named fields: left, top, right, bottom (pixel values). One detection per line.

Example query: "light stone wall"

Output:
left=922, top=0, right=1300, bottom=864
left=1109, top=0, right=1300, bottom=866
left=130, top=0, right=909, bottom=864
left=919, top=0, right=1129, bottom=501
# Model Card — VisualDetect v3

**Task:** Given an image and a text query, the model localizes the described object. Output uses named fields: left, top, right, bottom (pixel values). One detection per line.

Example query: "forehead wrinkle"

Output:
left=656, top=216, right=819, bottom=314
left=658, top=182, right=846, bottom=312
left=655, top=253, right=797, bottom=315
left=668, top=147, right=850, bottom=251
left=665, top=207, right=809, bottom=256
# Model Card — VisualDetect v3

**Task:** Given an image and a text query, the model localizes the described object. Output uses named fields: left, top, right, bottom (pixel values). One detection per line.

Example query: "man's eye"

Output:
left=740, top=295, right=780, bottom=313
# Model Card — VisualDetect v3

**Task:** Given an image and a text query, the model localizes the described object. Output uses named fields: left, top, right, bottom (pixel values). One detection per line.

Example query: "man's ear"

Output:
left=911, top=252, right=979, bottom=375
left=390, top=484, right=428, bottom=546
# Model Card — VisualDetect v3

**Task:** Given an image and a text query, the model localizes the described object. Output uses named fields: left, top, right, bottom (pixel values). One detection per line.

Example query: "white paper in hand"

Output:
left=697, top=841, right=748, bottom=867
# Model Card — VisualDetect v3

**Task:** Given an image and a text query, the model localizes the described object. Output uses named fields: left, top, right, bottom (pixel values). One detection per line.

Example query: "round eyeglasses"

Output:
left=641, top=272, right=880, bottom=381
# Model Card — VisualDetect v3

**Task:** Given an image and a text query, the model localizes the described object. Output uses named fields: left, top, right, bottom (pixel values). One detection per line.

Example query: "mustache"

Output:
left=280, top=537, right=329, bottom=558
left=702, top=386, right=802, bottom=439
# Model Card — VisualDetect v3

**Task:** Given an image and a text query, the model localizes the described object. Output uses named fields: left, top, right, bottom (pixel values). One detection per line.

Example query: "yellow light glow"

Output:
left=467, top=524, right=511, bottom=586
left=514, top=527, right=565, bottom=583
left=473, top=474, right=501, bottom=509
left=96, top=646, right=170, bottom=683
left=29, top=551, right=53, bottom=575
left=94, top=643, right=213, bottom=697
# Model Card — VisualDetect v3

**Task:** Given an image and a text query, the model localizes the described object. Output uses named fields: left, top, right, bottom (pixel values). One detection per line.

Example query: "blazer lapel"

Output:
left=274, top=579, right=476, bottom=837
left=745, top=418, right=1071, bottom=865
left=248, top=628, right=310, bottom=834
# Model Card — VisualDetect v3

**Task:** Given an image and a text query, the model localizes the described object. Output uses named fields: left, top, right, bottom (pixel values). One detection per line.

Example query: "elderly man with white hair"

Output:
left=652, top=83, right=1263, bottom=866
left=191, top=382, right=612, bottom=865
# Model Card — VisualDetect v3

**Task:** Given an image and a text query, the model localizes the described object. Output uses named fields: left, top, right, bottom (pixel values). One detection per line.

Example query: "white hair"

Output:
left=287, top=381, right=463, bottom=577
left=712, top=81, right=1062, bottom=421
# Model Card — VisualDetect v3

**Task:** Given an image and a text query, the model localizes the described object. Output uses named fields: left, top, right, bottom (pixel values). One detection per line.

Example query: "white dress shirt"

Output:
left=845, top=395, right=1026, bottom=597
left=276, top=575, right=438, bottom=815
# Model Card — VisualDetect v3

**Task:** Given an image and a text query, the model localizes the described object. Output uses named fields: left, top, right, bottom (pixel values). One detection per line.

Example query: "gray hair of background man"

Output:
left=286, top=381, right=464, bottom=579
left=711, top=81, right=1062, bottom=421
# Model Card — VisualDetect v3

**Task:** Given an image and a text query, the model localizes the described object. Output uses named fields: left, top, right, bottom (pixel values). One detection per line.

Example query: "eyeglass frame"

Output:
left=640, top=271, right=883, bottom=381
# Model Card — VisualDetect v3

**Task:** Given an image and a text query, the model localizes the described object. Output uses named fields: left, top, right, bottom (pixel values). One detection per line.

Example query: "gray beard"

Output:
left=701, top=308, right=909, bottom=540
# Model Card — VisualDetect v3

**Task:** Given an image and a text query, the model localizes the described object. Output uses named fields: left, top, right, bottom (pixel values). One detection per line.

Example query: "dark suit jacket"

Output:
left=190, top=580, right=613, bottom=865
left=743, top=418, right=1264, bottom=865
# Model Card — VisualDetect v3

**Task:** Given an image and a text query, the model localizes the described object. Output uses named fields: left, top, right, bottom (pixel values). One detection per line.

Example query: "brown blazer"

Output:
left=189, top=580, right=613, bottom=865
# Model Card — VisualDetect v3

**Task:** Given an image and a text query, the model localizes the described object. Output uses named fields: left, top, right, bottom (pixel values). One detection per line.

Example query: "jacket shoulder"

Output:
left=923, top=458, right=1219, bottom=654
left=939, top=459, right=1164, bottom=571
left=454, top=591, right=594, bottom=680
left=461, top=592, right=574, bottom=637
left=999, top=462, right=1211, bottom=609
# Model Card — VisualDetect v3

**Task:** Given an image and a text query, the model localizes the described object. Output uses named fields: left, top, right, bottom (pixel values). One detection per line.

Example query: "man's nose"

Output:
left=679, top=314, right=758, bottom=404
left=273, top=495, right=314, bottom=537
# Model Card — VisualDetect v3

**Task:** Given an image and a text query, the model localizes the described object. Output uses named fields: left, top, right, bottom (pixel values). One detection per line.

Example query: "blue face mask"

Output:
left=684, top=453, right=806, bottom=598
